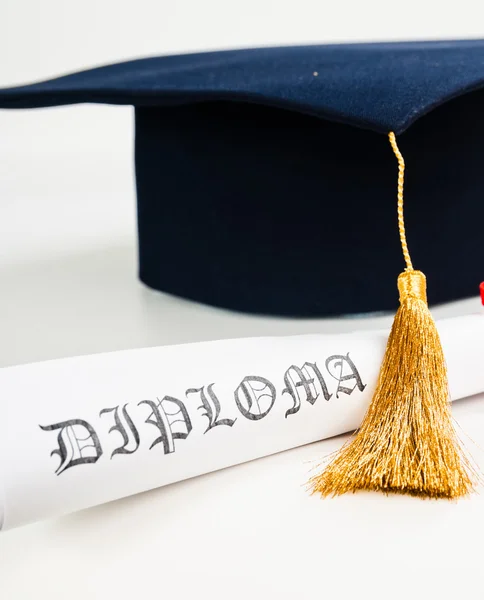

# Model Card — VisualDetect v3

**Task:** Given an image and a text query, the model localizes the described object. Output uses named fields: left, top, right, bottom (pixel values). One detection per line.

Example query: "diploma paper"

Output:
left=0, top=314, right=483, bottom=530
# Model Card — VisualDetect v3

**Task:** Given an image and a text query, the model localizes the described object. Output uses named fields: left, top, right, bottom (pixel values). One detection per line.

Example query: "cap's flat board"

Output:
left=2, top=40, right=484, bottom=133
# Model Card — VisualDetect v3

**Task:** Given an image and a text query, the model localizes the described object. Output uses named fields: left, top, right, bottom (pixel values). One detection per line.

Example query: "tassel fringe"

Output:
left=309, top=270, right=476, bottom=499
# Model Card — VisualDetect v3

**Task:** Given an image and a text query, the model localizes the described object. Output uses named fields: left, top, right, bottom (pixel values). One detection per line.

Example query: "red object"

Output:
left=480, top=282, right=484, bottom=305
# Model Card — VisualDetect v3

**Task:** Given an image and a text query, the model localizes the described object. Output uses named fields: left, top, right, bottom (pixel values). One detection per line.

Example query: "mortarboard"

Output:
left=1, top=40, right=483, bottom=317
left=1, top=40, right=483, bottom=499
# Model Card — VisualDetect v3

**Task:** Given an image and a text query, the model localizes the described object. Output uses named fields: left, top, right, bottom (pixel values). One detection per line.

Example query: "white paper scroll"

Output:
left=0, top=314, right=483, bottom=530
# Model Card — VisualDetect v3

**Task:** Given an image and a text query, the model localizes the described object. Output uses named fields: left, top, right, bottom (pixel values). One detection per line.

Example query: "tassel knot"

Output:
left=398, top=270, right=427, bottom=303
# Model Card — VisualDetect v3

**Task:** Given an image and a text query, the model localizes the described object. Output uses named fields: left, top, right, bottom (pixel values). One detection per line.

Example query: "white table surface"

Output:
left=1, top=103, right=484, bottom=599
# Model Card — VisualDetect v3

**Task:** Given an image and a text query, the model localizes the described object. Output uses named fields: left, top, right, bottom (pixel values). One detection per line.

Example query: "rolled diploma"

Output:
left=0, top=314, right=483, bottom=530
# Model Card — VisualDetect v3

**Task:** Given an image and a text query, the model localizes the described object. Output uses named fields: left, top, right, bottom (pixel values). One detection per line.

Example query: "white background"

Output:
left=1, top=2, right=484, bottom=599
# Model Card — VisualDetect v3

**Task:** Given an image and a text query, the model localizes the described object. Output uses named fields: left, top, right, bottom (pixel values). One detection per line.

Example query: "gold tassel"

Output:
left=309, top=132, right=475, bottom=499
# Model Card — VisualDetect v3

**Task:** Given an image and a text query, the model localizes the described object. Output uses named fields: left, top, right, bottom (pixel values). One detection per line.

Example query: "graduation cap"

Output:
left=1, top=40, right=484, bottom=317
left=1, top=40, right=482, bottom=499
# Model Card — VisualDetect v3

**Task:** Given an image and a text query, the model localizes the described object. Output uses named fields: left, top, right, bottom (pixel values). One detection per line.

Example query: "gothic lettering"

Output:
left=40, top=349, right=367, bottom=474
left=186, top=384, right=236, bottom=433
left=40, top=419, right=103, bottom=475
left=234, top=376, right=276, bottom=421
left=283, top=362, right=332, bottom=417
left=139, top=396, right=192, bottom=454
left=100, top=404, right=140, bottom=458
left=325, top=353, right=366, bottom=398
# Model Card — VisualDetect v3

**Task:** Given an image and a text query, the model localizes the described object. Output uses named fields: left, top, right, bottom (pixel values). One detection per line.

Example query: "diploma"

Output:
left=0, top=314, right=482, bottom=530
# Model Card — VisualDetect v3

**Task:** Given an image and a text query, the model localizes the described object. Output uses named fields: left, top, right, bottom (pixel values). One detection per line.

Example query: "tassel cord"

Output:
left=388, top=132, right=413, bottom=272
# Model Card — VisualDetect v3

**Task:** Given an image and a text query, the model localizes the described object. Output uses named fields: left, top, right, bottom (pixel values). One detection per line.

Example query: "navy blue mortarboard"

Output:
left=1, top=40, right=484, bottom=317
